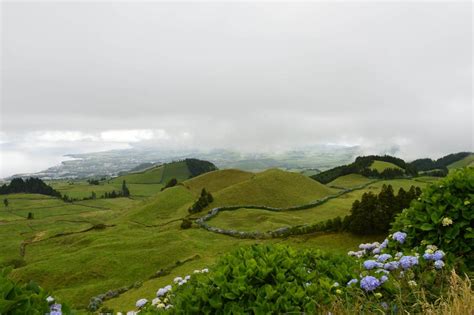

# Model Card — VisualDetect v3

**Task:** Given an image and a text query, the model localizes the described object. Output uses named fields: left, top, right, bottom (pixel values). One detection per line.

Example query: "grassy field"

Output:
left=369, top=160, right=402, bottom=172
left=0, top=168, right=442, bottom=313
left=447, top=153, right=474, bottom=169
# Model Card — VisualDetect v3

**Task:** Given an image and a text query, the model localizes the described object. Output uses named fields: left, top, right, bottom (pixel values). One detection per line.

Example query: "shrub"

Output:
left=391, top=168, right=474, bottom=269
left=170, top=244, right=357, bottom=314
left=180, top=219, right=192, bottom=229
left=0, top=267, right=69, bottom=314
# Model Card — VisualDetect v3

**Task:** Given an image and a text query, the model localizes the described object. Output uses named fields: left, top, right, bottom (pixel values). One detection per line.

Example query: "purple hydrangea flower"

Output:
left=372, top=247, right=381, bottom=254
left=434, top=260, right=445, bottom=269
left=363, top=260, right=379, bottom=270
left=399, top=256, right=419, bottom=269
left=347, top=278, right=358, bottom=286
left=423, top=253, right=434, bottom=260
left=380, top=275, right=388, bottom=283
left=384, top=261, right=400, bottom=271
left=433, top=250, right=445, bottom=261
left=377, top=254, right=392, bottom=262
left=392, top=232, right=407, bottom=244
left=380, top=239, right=389, bottom=249
left=360, top=276, right=381, bottom=292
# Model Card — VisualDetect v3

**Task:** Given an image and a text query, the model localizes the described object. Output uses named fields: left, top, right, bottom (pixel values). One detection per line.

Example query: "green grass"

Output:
left=369, top=160, right=402, bottom=172
left=447, top=154, right=474, bottom=169
left=327, top=173, right=372, bottom=189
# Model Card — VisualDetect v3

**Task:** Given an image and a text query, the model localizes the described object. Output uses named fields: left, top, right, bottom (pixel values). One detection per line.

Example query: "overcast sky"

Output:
left=0, top=1, right=473, bottom=177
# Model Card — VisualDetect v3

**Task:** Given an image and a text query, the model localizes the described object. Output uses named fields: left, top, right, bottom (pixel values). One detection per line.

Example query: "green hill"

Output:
left=111, top=159, right=217, bottom=185
left=208, top=169, right=336, bottom=208
left=447, top=153, right=474, bottom=169
left=312, top=155, right=413, bottom=184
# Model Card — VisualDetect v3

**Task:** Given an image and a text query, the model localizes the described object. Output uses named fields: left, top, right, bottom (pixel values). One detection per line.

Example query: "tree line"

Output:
left=312, top=155, right=417, bottom=184
left=344, top=184, right=421, bottom=235
left=188, top=188, right=214, bottom=214
left=0, top=178, right=62, bottom=198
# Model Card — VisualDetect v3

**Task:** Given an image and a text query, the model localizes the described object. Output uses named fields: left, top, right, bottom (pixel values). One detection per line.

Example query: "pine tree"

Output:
left=121, top=180, right=130, bottom=197
left=3, top=198, right=8, bottom=207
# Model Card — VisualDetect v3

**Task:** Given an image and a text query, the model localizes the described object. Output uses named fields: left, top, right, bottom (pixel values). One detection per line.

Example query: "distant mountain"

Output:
left=6, top=145, right=360, bottom=180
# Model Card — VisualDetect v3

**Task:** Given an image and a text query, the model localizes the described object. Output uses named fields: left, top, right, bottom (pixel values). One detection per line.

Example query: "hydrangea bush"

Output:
left=133, top=245, right=357, bottom=314
left=0, top=267, right=68, bottom=315
left=391, top=168, right=474, bottom=269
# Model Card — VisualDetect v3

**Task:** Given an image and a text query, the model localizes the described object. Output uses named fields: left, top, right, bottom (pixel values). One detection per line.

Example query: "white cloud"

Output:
left=100, top=129, right=168, bottom=142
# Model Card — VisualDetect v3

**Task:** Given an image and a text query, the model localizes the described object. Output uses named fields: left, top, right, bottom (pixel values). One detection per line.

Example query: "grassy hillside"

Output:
left=183, top=169, right=253, bottom=195
left=111, top=159, right=217, bottom=186
left=447, top=153, right=474, bottom=169
left=207, top=178, right=430, bottom=233
left=208, top=169, right=337, bottom=209
left=0, top=167, right=442, bottom=313
left=327, top=174, right=372, bottom=189
left=369, top=160, right=402, bottom=172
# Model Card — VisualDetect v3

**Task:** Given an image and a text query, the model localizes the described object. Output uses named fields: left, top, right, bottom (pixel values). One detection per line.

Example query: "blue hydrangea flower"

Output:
left=360, top=276, right=381, bottom=292
left=380, top=239, right=389, bottom=249
left=377, top=254, right=392, bottom=262
left=384, top=261, right=400, bottom=271
left=380, top=275, right=388, bottom=283
left=423, top=253, right=434, bottom=260
left=363, top=260, right=379, bottom=270
left=347, top=278, right=358, bottom=286
left=433, top=250, right=445, bottom=261
left=434, top=260, right=445, bottom=269
left=372, top=247, right=381, bottom=254
left=392, top=232, right=407, bottom=244
left=399, top=256, right=419, bottom=269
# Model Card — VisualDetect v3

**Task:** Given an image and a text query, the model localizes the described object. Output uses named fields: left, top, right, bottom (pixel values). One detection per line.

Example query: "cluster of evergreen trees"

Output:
left=161, top=178, right=178, bottom=191
left=184, top=159, right=218, bottom=178
left=101, top=181, right=130, bottom=199
left=0, top=178, right=62, bottom=198
left=345, top=184, right=421, bottom=235
left=188, top=188, right=213, bottom=214
left=312, top=155, right=417, bottom=184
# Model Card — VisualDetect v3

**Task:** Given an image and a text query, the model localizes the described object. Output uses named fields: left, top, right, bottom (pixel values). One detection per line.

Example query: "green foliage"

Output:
left=188, top=189, right=214, bottom=214
left=391, top=168, right=474, bottom=268
left=161, top=178, right=178, bottom=191
left=3, top=198, right=8, bottom=207
left=410, top=152, right=472, bottom=172
left=184, top=159, right=218, bottom=178
left=0, top=267, right=50, bottom=314
left=27, top=212, right=34, bottom=220
left=180, top=219, right=192, bottom=229
left=0, top=177, right=62, bottom=198
left=121, top=180, right=130, bottom=197
left=347, top=184, right=421, bottom=235
left=170, top=244, right=357, bottom=314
